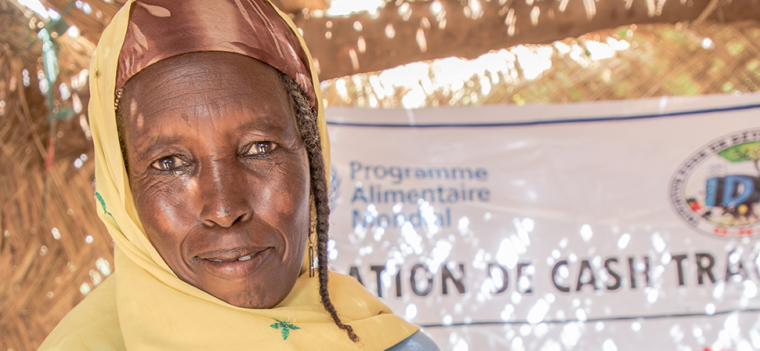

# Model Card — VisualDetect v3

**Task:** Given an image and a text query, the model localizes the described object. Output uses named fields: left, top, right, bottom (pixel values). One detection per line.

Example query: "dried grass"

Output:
left=1, top=4, right=111, bottom=350
left=322, top=21, right=760, bottom=108
left=1, top=1, right=759, bottom=348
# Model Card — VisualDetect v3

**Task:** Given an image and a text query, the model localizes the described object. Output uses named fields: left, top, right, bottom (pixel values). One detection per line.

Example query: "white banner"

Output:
left=325, top=93, right=760, bottom=351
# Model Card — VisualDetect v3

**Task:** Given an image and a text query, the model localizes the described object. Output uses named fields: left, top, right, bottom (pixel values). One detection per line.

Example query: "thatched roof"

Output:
left=320, top=21, right=760, bottom=108
left=0, top=0, right=759, bottom=349
left=0, top=3, right=103, bottom=349
left=19, top=0, right=760, bottom=79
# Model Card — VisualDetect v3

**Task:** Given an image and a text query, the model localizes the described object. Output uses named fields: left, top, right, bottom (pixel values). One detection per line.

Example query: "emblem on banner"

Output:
left=329, top=164, right=342, bottom=211
left=671, top=129, right=760, bottom=237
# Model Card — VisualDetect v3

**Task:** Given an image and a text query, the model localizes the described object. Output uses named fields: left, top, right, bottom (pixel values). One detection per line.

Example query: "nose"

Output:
left=197, top=158, right=252, bottom=228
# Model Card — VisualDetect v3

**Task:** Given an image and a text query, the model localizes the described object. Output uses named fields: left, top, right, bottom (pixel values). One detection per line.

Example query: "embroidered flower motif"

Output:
left=270, top=319, right=300, bottom=340
left=95, top=191, right=120, bottom=228
left=95, top=192, right=112, bottom=217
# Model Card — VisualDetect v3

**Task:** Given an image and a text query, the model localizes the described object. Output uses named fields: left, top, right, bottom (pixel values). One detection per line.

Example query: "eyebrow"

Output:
left=235, top=116, right=289, bottom=136
left=133, top=134, right=186, bottom=159
left=132, top=113, right=293, bottom=157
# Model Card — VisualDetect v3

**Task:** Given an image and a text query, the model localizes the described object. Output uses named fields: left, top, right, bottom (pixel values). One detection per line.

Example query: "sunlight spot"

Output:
left=327, top=0, right=384, bottom=16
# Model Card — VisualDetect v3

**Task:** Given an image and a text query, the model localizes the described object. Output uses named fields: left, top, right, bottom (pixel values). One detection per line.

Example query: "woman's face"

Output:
left=121, top=52, right=310, bottom=309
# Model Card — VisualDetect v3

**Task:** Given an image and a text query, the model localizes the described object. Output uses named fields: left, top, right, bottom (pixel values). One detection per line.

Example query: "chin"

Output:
left=210, top=279, right=294, bottom=309
left=227, top=291, right=282, bottom=309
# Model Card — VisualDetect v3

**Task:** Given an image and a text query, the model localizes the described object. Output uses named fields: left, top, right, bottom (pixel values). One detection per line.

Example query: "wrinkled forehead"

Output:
left=122, top=52, right=293, bottom=123
left=116, top=0, right=315, bottom=106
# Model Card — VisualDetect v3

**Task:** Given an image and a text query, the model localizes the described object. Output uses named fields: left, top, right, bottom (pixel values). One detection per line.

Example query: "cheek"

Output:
left=132, top=178, right=197, bottom=256
left=265, top=154, right=311, bottom=233
left=272, top=161, right=310, bottom=210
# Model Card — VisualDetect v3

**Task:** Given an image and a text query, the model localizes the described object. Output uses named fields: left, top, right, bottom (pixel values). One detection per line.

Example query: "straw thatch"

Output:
left=1, top=0, right=759, bottom=350
left=321, top=20, right=760, bottom=108
left=31, top=0, right=760, bottom=79
left=298, top=0, right=760, bottom=79
left=0, top=2, right=111, bottom=350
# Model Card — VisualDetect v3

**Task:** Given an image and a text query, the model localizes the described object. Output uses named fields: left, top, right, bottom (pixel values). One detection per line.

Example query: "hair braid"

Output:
left=281, top=73, right=360, bottom=343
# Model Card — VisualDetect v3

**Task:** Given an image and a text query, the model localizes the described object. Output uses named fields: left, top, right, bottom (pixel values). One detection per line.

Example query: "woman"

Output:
left=39, top=0, right=438, bottom=349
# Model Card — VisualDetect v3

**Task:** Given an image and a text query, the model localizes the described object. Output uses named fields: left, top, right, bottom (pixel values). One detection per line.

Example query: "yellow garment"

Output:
left=39, top=1, right=418, bottom=349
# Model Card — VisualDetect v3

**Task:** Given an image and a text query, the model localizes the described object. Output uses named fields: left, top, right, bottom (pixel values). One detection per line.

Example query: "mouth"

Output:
left=194, top=247, right=273, bottom=279
left=205, top=252, right=257, bottom=262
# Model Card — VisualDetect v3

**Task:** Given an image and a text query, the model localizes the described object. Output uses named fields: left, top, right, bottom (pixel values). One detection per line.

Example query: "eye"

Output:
left=151, top=156, right=189, bottom=172
left=244, top=142, right=277, bottom=156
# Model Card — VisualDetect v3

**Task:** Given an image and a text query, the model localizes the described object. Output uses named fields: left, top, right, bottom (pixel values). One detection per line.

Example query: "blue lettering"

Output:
left=352, top=210, right=363, bottom=227
left=351, top=186, right=368, bottom=203
left=705, top=177, right=719, bottom=207
left=723, top=175, right=754, bottom=207
left=350, top=161, right=363, bottom=180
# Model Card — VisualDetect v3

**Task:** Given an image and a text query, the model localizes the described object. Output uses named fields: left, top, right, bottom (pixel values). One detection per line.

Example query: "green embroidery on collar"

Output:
left=95, top=192, right=114, bottom=220
left=270, top=319, right=300, bottom=340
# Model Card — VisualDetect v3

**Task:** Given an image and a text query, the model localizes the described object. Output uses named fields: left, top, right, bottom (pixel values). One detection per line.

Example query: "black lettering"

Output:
left=348, top=265, right=364, bottom=285
left=552, top=260, right=570, bottom=293
left=725, top=249, right=748, bottom=282
left=671, top=254, right=688, bottom=286
left=370, top=265, right=386, bottom=297
left=628, top=256, right=650, bottom=289
left=696, top=253, right=717, bottom=285
left=576, top=260, right=598, bottom=291
left=442, top=263, right=466, bottom=295
left=517, top=262, right=533, bottom=294
left=487, top=263, right=509, bottom=294
left=604, top=258, right=621, bottom=290
left=395, top=265, right=402, bottom=297
left=410, top=264, right=434, bottom=296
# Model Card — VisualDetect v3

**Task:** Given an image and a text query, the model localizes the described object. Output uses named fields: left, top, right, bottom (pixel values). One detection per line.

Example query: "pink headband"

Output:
left=116, top=0, right=315, bottom=106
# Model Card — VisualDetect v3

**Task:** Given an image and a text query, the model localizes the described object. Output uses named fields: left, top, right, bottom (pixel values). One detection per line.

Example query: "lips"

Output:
left=196, top=246, right=267, bottom=260
left=194, top=247, right=273, bottom=280
left=203, top=251, right=256, bottom=262
left=207, top=253, right=253, bottom=262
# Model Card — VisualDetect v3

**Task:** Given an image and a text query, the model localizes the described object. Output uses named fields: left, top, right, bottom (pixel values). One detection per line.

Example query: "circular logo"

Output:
left=671, top=129, right=760, bottom=237
left=329, top=164, right=342, bottom=211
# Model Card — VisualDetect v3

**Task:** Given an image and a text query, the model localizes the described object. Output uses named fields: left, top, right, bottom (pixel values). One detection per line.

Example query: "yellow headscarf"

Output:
left=39, top=1, right=418, bottom=349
